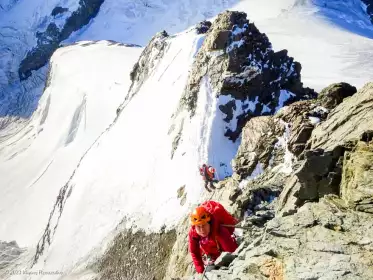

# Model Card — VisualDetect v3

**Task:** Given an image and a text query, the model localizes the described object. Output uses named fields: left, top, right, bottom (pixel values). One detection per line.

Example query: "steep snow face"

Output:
left=0, top=0, right=239, bottom=117
left=31, top=30, right=243, bottom=275
left=0, top=0, right=101, bottom=117
left=0, top=29, right=240, bottom=277
left=1, top=0, right=373, bottom=117
left=0, top=40, right=141, bottom=252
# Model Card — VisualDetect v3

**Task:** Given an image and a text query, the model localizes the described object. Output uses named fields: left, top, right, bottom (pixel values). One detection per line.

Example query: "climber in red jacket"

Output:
left=199, top=164, right=217, bottom=192
left=188, top=202, right=238, bottom=274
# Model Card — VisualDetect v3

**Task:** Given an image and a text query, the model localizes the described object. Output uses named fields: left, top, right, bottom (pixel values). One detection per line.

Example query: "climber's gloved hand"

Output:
left=205, top=264, right=219, bottom=272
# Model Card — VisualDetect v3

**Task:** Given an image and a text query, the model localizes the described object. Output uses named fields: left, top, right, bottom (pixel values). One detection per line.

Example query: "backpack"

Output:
left=199, top=165, right=215, bottom=180
left=201, top=200, right=238, bottom=235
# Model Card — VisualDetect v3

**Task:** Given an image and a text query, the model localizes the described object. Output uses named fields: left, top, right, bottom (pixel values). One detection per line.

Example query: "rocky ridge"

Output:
left=171, top=10, right=315, bottom=149
left=167, top=82, right=373, bottom=280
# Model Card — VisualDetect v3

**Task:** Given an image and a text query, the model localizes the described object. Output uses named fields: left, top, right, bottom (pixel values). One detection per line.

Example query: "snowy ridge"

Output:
left=0, top=0, right=240, bottom=117
left=2, top=0, right=373, bottom=117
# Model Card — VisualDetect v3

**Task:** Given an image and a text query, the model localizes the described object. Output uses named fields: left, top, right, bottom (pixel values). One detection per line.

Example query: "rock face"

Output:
left=232, top=116, right=284, bottom=180
left=18, top=0, right=105, bottom=81
left=317, top=82, right=357, bottom=110
left=205, top=197, right=373, bottom=280
left=177, top=11, right=315, bottom=143
left=231, top=96, right=332, bottom=181
left=196, top=20, right=212, bottom=34
left=277, top=147, right=343, bottom=216
left=278, top=84, right=373, bottom=216
left=128, top=31, right=169, bottom=97
left=165, top=80, right=373, bottom=280
left=340, top=133, right=373, bottom=213
left=311, top=82, right=373, bottom=151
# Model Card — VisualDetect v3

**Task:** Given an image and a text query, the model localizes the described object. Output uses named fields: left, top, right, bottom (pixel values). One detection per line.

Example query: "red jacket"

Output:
left=188, top=221, right=238, bottom=273
left=199, top=165, right=215, bottom=181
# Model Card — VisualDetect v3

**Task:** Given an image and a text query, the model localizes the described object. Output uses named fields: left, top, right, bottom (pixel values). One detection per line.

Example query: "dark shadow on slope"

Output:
left=311, top=0, right=373, bottom=39
left=18, top=0, right=105, bottom=81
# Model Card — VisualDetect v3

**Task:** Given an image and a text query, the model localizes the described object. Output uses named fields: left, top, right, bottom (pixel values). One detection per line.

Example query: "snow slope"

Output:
left=0, top=0, right=240, bottom=117
left=1, top=0, right=373, bottom=117
left=67, top=0, right=240, bottom=45
left=0, top=40, right=142, bottom=273
left=0, top=0, right=82, bottom=116
left=233, top=0, right=373, bottom=90
left=0, top=28, right=243, bottom=278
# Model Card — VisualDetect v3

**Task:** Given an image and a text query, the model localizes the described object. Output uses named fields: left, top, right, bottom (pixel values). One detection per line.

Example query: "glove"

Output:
left=205, top=264, right=219, bottom=272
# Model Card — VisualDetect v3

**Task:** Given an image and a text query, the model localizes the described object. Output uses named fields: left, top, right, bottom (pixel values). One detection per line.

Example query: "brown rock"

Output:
left=318, top=82, right=357, bottom=110
left=311, top=82, right=373, bottom=151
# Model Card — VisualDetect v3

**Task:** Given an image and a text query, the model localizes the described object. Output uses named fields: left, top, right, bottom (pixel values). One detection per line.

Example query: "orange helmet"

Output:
left=190, top=206, right=211, bottom=226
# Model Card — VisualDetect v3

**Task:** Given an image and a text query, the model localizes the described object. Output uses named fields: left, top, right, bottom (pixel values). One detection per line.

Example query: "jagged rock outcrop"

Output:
left=176, top=10, right=315, bottom=143
left=317, top=82, right=357, bottom=110
left=205, top=196, right=373, bottom=279
left=277, top=83, right=373, bottom=216
left=231, top=97, right=331, bottom=181
left=231, top=116, right=284, bottom=180
left=274, top=81, right=356, bottom=157
left=310, top=82, right=373, bottom=150
left=340, top=132, right=373, bottom=213
left=232, top=81, right=362, bottom=163
left=276, top=100, right=327, bottom=156
left=277, top=147, right=343, bottom=216
left=18, top=0, right=105, bottom=81
left=116, top=30, right=169, bottom=115
left=128, top=31, right=169, bottom=96
left=196, top=20, right=212, bottom=34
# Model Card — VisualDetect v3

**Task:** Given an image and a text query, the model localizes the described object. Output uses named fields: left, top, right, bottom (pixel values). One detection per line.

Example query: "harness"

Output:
left=196, top=231, right=221, bottom=262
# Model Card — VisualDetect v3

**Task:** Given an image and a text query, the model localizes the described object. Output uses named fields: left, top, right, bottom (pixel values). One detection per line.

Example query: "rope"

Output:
left=201, top=266, right=207, bottom=279
left=221, top=223, right=252, bottom=230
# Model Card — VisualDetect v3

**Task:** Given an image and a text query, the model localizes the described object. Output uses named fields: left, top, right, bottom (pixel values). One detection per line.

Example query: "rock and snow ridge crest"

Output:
left=170, top=10, right=316, bottom=156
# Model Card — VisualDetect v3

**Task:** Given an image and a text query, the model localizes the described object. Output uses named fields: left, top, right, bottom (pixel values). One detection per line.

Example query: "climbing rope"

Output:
left=201, top=266, right=207, bottom=280
left=221, top=223, right=252, bottom=230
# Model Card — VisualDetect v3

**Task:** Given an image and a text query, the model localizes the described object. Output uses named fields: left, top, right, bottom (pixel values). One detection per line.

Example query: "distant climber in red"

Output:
left=199, top=164, right=217, bottom=192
